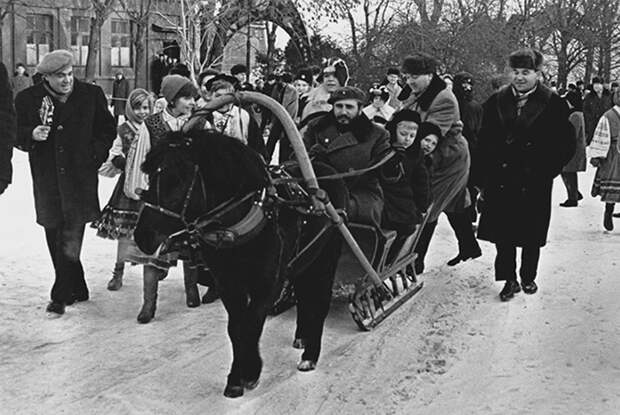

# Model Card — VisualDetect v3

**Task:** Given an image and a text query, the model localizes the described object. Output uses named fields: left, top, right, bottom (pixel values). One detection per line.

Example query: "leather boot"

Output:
left=183, top=264, right=201, bottom=308
left=137, top=266, right=159, bottom=323
left=107, top=262, right=124, bottom=291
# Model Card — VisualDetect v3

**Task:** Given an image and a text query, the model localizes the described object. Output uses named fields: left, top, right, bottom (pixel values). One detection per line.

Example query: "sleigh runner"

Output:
left=181, top=91, right=425, bottom=330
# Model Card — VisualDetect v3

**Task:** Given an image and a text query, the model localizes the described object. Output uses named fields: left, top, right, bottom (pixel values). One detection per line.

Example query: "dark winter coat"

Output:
left=476, top=83, right=575, bottom=247
left=15, top=80, right=116, bottom=227
left=381, top=143, right=431, bottom=232
left=303, top=112, right=391, bottom=226
left=583, top=90, right=612, bottom=145
left=0, top=62, right=16, bottom=186
left=11, top=74, right=32, bottom=98
left=112, top=77, right=130, bottom=116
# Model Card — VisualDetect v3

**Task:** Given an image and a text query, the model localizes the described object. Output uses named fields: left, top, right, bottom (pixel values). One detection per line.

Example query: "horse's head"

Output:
left=134, top=129, right=268, bottom=255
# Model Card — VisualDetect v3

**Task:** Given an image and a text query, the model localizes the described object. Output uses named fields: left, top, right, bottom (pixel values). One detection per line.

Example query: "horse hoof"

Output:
left=242, top=378, right=260, bottom=390
left=137, top=307, right=155, bottom=324
left=292, top=338, right=306, bottom=349
left=297, top=360, right=316, bottom=372
left=201, top=288, right=220, bottom=304
left=223, top=384, right=244, bottom=398
left=186, top=296, right=200, bottom=308
left=107, top=277, right=122, bottom=291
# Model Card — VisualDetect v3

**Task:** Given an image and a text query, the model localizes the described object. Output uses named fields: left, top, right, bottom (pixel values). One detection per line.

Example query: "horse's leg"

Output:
left=182, top=261, right=201, bottom=308
left=240, top=277, right=273, bottom=388
left=220, top=285, right=249, bottom=398
left=295, top=235, right=342, bottom=371
left=137, top=265, right=164, bottom=324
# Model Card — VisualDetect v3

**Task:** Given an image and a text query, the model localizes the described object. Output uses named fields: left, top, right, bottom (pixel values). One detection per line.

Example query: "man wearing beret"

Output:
left=0, top=62, right=16, bottom=196
left=475, top=48, right=575, bottom=301
left=15, top=49, right=116, bottom=315
left=295, top=85, right=392, bottom=371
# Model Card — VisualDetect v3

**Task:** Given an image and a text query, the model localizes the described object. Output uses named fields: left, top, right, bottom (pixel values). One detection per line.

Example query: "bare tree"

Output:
left=85, top=0, right=116, bottom=82
left=117, top=0, right=153, bottom=88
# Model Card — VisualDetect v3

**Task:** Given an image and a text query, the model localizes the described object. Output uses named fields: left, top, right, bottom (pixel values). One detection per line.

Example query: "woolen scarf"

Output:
left=124, top=89, right=152, bottom=200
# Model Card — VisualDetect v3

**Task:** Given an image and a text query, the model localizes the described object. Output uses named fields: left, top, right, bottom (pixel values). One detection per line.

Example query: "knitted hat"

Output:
left=319, top=58, right=349, bottom=86
left=401, top=53, right=437, bottom=75
left=387, top=67, right=400, bottom=76
left=508, top=48, right=543, bottom=70
left=230, top=64, right=247, bottom=76
left=160, top=74, right=197, bottom=103
left=36, top=50, right=73, bottom=74
left=295, top=68, right=313, bottom=85
left=417, top=121, right=442, bottom=140
left=328, top=86, right=365, bottom=104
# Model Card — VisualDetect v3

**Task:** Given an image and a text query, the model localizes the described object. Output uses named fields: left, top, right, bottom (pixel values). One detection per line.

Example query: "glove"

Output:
left=111, top=155, right=126, bottom=170
left=590, top=157, right=602, bottom=167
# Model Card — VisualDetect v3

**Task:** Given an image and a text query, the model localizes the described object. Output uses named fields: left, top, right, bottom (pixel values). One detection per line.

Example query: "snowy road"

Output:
left=1, top=151, right=619, bottom=414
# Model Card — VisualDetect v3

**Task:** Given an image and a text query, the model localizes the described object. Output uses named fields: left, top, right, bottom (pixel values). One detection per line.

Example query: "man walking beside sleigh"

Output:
left=14, top=50, right=116, bottom=315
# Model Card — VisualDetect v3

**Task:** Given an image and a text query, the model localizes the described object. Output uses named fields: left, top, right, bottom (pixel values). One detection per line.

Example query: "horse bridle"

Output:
left=143, top=164, right=207, bottom=227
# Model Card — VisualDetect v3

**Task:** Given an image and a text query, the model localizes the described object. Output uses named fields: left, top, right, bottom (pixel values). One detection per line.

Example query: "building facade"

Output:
left=1, top=0, right=266, bottom=95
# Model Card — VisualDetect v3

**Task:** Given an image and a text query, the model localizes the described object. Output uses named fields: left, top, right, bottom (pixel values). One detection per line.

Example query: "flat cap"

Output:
left=328, top=86, right=366, bottom=104
left=36, top=50, right=73, bottom=75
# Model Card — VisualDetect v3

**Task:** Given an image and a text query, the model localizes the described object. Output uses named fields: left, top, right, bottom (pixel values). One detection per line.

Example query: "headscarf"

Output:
left=124, top=89, right=154, bottom=200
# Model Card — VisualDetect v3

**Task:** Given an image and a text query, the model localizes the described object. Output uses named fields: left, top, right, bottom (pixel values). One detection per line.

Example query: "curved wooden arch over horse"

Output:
left=133, top=92, right=425, bottom=398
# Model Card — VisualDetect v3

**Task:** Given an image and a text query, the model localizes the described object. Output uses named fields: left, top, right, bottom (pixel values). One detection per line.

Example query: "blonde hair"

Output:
left=125, top=89, right=154, bottom=123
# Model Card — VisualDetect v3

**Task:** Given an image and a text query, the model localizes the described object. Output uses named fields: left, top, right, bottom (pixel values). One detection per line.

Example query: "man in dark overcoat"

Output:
left=15, top=50, right=116, bottom=315
left=293, top=86, right=391, bottom=370
left=583, top=77, right=612, bottom=145
left=0, top=62, right=16, bottom=196
left=476, top=49, right=575, bottom=301
left=111, top=71, right=130, bottom=125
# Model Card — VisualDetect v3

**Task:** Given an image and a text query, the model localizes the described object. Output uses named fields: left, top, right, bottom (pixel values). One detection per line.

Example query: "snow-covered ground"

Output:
left=1, top=151, right=619, bottom=414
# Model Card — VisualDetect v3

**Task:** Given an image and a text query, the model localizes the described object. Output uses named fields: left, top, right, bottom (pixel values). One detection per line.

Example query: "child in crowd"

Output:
left=381, top=110, right=432, bottom=262
left=94, top=89, right=177, bottom=293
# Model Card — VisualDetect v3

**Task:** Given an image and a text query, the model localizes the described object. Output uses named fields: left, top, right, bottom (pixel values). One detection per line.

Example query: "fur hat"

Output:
left=160, top=74, right=197, bottom=103
left=319, top=58, right=349, bottom=86
left=368, top=84, right=390, bottom=102
left=36, top=50, right=73, bottom=75
left=417, top=121, right=442, bottom=140
left=295, top=67, right=314, bottom=85
left=328, top=86, right=365, bottom=104
left=401, top=53, right=437, bottom=75
left=230, top=64, right=247, bottom=76
left=508, top=48, right=543, bottom=70
left=385, top=109, right=421, bottom=133
left=591, top=76, right=604, bottom=85
left=386, top=67, right=400, bottom=76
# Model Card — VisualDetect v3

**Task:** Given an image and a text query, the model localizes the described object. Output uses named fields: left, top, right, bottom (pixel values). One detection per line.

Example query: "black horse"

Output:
left=134, top=129, right=347, bottom=398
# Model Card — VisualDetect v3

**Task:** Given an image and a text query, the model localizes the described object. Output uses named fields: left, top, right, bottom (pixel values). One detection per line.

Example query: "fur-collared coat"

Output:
left=476, top=84, right=575, bottom=247
left=303, top=112, right=391, bottom=226
left=401, top=74, right=471, bottom=222
left=0, top=62, right=16, bottom=187
left=15, top=80, right=116, bottom=227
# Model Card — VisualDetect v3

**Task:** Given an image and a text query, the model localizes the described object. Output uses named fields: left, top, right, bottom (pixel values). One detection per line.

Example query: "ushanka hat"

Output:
left=401, top=53, right=437, bottom=75
left=36, top=50, right=73, bottom=74
left=508, top=48, right=543, bottom=70
left=319, top=58, right=349, bottom=86
left=295, top=67, right=314, bottom=85
left=328, top=86, right=365, bottom=104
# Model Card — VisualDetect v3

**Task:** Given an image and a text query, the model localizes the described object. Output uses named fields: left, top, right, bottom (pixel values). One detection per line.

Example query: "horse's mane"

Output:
left=143, top=130, right=269, bottom=200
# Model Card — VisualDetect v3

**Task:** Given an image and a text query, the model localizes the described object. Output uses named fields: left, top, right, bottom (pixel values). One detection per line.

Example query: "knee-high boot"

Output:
left=137, top=265, right=161, bottom=324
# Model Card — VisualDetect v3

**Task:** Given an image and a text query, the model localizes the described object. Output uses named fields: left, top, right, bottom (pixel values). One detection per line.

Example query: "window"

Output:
left=26, top=14, right=53, bottom=66
left=111, top=19, right=131, bottom=67
left=70, top=17, right=90, bottom=66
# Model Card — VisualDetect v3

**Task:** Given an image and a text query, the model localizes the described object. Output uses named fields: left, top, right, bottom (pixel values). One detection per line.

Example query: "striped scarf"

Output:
left=512, top=84, right=538, bottom=116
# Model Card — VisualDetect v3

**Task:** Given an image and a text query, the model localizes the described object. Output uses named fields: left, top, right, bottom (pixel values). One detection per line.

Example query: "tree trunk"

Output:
left=85, top=16, right=105, bottom=82
left=0, top=19, right=4, bottom=61
left=133, top=21, right=147, bottom=89
left=265, top=22, right=277, bottom=75
left=584, top=45, right=594, bottom=84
